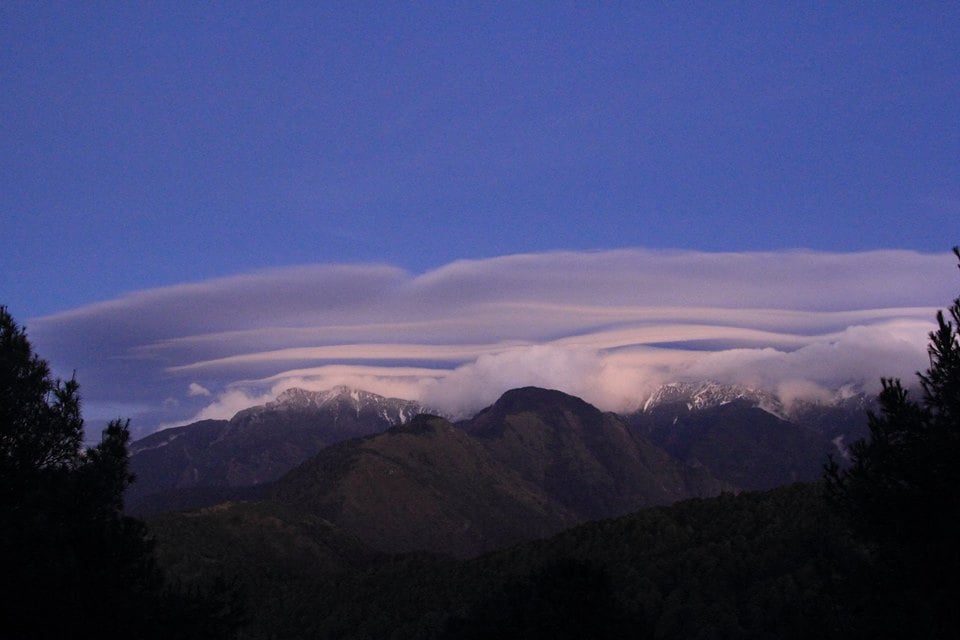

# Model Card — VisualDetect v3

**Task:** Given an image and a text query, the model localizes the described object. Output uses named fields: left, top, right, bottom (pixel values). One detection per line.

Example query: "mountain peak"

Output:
left=641, top=382, right=785, bottom=416
left=129, top=386, right=435, bottom=513
left=259, top=386, right=435, bottom=425
left=491, top=387, right=596, bottom=415
left=271, top=385, right=354, bottom=408
left=387, top=413, right=451, bottom=436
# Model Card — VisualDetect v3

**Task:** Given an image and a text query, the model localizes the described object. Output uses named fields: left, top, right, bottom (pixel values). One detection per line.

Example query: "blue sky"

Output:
left=2, top=4, right=959, bottom=434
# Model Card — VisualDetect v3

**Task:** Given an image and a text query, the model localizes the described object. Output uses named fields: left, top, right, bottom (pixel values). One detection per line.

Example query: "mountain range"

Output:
left=136, top=381, right=883, bottom=637
left=623, top=381, right=872, bottom=490
left=127, top=386, right=430, bottom=513
left=131, top=383, right=868, bottom=558
left=271, top=388, right=723, bottom=557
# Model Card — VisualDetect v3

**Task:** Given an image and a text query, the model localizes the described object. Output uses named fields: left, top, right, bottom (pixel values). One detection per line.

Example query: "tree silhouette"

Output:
left=0, top=306, right=242, bottom=638
left=825, top=248, right=960, bottom=638
left=440, top=557, right=627, bottom=640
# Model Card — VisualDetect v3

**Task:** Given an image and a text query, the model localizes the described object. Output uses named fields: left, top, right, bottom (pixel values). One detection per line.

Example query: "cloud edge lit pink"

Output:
left=28, top=248, right=956, bottom=436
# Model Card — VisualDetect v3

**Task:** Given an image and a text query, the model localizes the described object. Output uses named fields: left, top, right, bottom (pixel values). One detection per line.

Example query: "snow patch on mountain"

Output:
left=639, top=381, right=872, bottom=421
left=252, top=385, right=438, bottom=424
left=129, top=431, right=182, bottom=455
left=641, top=382, right=785, bottom=417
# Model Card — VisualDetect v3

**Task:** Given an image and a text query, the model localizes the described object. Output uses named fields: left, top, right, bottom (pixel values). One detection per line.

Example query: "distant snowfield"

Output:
left=27, top=249, right=954, bottom=437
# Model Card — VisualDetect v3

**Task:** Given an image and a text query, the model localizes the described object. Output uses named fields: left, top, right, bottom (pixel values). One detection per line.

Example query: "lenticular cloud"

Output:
left=28, top=249, right=956, bottom=435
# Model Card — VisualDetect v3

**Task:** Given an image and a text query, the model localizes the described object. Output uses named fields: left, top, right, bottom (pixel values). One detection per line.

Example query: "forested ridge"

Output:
left=152, top=482, right=850, bottom=639
left=2, top=250, right=958, bottom=638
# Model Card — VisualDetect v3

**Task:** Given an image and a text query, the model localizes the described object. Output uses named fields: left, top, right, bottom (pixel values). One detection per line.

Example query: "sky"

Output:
left=2, top=4, right=959, bottom=437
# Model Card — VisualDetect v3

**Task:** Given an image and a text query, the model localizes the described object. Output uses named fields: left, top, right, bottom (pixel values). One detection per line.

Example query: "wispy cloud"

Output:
left=187, top=382, right=211, bottom=397
left=27, top=249, right=956, bottom=437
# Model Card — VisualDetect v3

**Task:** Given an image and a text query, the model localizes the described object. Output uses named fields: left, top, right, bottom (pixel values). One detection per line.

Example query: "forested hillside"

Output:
left=153, top=482, right=852, bottom=639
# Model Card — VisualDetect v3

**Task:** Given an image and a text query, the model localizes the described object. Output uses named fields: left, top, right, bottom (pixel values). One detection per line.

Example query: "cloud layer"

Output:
left=26, top=249, right=957, bottom=438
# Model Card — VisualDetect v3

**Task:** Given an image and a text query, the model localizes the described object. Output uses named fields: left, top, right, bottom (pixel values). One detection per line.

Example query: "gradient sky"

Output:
left=2, top=4, right=959, bottom=436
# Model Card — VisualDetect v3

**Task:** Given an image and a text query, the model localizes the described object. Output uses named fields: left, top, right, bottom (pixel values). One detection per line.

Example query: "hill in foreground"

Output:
left=153, top=482, right=855, bottom=640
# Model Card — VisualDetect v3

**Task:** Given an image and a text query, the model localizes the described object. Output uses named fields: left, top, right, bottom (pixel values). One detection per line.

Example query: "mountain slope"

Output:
left=273, top=414, right=574, bottom=558
left=465, top=387, right=723, bottom=520
left=153, top=483, right=851, bottom=640
left=641, top=381, right=785, bottom=416
left=128, top=386, right=431, bottom=513
left=270, top=388, right=725, bottom=558
left=628, top=400, right=834, bottom=490
left=131, top=382, right=867, bottom=515
left=626, top=381, right=872, bottom=490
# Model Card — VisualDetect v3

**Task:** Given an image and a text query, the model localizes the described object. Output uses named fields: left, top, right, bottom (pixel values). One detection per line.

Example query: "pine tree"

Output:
left=0, top=306, right=243, bottom=638
left=825, top=248, right=960, bottom=638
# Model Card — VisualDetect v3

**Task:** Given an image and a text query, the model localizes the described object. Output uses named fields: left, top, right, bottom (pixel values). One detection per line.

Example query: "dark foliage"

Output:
left=0, top=307, right=241, bottom=639
left=439, top=557, right=628, bottom=640
left=152, top=482, right=853, bottom=640
left=435, top=484, right=854, bottom=640
left=825, top=247, right=960, bottom=638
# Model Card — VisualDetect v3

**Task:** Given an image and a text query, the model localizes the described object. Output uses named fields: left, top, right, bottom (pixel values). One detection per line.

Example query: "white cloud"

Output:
left=680, top=320, right=932, bottom=391
left=173, top=389, right=275, bottom=424
left=26, top=248, right=955, bottom=435
left=420, top=345, right=605, bottom=418
left=188, top=382, right=211, bottom=397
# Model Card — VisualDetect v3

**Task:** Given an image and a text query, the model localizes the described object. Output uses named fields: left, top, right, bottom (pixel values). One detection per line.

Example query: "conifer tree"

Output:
left=825, top=248, right=960, bottom=638
left=0, top=306, right=242, bottom=638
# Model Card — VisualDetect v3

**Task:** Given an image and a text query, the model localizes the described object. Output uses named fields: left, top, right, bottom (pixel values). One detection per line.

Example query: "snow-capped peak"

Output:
left=641, top=382, right=785, bottom=417
left=639, top=380, right=876, bottom=421
left=260, top=386, right=437, bottom=423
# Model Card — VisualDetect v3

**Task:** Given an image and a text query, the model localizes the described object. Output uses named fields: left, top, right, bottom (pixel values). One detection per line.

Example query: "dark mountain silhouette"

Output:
left=133, top=384, right=855, bottom=556
left=627, top=399, right=835, bottom=490
left=273, top=414, right=573, bottom=558
left=127, top=386, right=430, bottom=514
left=625, top=382, right=871, bottom=490
left=465, top=387, right=722, bottom=520
left=268, top=387, right=724, bottom=558
left=142, top=387, right=872, bottom=633
left=130, top=381, right=871, bottom=516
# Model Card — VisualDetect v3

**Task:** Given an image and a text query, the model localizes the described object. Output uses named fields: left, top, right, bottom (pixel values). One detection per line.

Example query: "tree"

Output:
left=440, top=557, right=627, bottom=640
left=0, top=306, right=242, bottom=638
left=0, top=307, right=83, bottom=483
left=824, top=248, right=960, bottom=638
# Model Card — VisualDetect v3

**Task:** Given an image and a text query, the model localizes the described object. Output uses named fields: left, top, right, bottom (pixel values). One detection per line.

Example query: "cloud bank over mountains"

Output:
left=27, top=249, right=956, bottom=437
